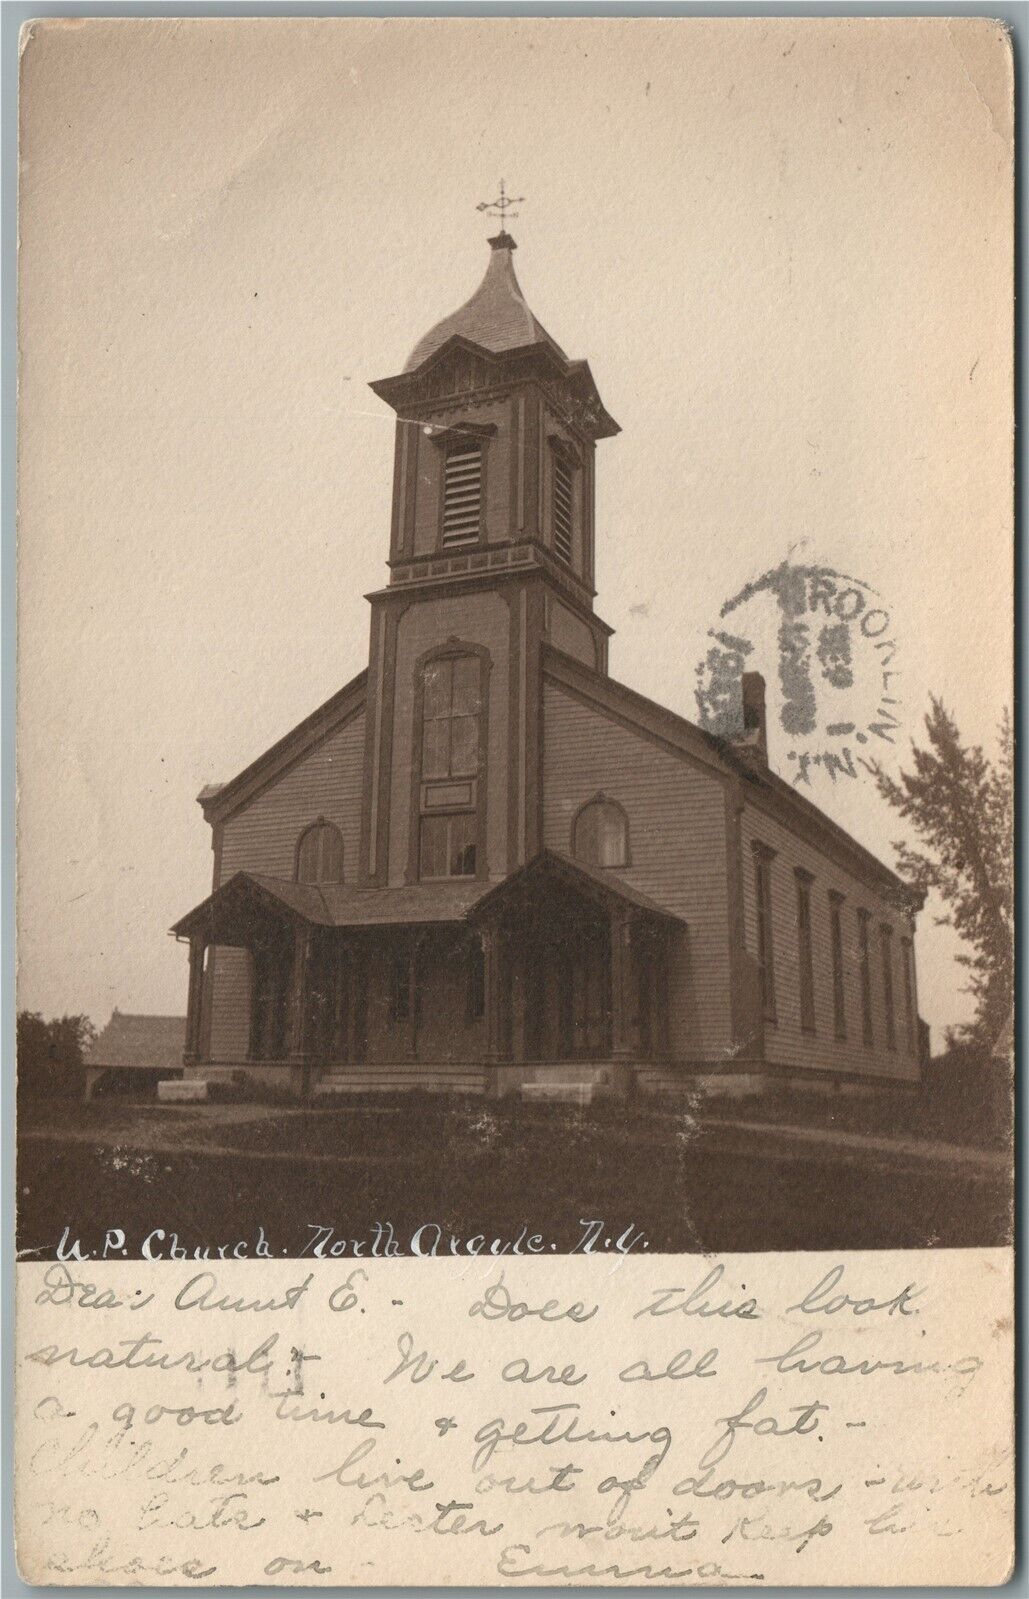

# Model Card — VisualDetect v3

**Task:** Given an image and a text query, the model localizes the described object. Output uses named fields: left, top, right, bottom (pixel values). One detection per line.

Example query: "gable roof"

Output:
left=748, top=755, right=917, bottom=907
left=171, top=871, right=489, bottom=939
left=543, top=642, right=740, bottom=781
left=85, top=1011, right=187, bottom=1071
left=468, top=850, right=686, bottom=926
left=170, top=855, right=681, bottom=943
left=542, top=644, right=913, bottom=904
left=198, top=668, right=366, bottom=826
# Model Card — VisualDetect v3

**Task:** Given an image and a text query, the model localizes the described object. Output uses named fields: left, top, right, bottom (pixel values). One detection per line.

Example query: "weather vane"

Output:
left=476, top=179, right=524, bottom=226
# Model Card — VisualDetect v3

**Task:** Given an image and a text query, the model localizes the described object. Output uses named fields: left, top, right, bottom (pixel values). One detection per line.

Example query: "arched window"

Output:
left=417, top=651, right=483, bottom=880
left=295, top=820, right=344, bottom=885
left=572, top=796, right=629, bottom=869
left=422, top=654, right=481, bottom=780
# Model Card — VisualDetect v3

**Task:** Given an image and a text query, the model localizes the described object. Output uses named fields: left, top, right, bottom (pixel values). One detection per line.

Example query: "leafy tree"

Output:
left=871, top=699, right=1012, bottom=1049
left=16, top=1011, right=96, bottom=1097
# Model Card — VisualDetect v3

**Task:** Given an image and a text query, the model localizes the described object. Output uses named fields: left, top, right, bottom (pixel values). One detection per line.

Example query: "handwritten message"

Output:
left=16, top=1250, right=1012, bottom=1586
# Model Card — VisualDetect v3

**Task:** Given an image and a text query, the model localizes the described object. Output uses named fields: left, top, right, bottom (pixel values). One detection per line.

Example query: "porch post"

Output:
left=409, top=935, right=423, bottom=1063
left=184, top=934, right=206, bottom=1065
left=483, top=929, right=504, bottom=1061
left=608, top=906, right=635, bottom=1064
left=288, top=923, right=314, bottom=1097
left=341, top=941, right=356, bottom=1064
left=352, top=939, right=370, bottom=1063
left=482, top=926, right=505, bottom=1096
left=656, top=928, right=672, bottom=1057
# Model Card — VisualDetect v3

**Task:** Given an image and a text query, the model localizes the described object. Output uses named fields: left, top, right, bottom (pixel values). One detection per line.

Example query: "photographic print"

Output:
left=14, top=16, right=1014, bottom=1586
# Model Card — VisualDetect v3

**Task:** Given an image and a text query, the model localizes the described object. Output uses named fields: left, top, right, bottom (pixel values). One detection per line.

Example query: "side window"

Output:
left=753, top=844, right=777, bottom=1023
left=829, top=891, right=847, bottom=1040
left=572, top=796, right=629, bottom=868
left=857, top=910, right=874, bottom=1046
left=881, top=924, right=896, bottom=1050
left=795, top=869, right=816, bottom=1033
left=296, top=820, right=344, bottom=885
left=901, top=936, right=916, bottom=1054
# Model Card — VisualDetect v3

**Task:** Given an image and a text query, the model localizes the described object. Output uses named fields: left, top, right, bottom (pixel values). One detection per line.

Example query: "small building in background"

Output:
left=83, top=1011, right=185, bottom=1100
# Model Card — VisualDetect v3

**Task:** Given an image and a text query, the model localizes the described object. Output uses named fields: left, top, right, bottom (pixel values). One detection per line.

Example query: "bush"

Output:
left=922, top=1044, right=1012, bottom=1149
left=16, top=1012, right=94, bottom=1101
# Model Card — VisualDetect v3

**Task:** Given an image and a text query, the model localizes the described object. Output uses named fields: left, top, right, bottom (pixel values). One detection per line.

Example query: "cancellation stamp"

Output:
left=695, top=558, right=901, bottom=786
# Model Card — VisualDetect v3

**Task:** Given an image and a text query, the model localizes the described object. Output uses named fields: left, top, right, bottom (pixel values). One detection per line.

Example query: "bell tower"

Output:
left=358, top=214, right=620, bottom=890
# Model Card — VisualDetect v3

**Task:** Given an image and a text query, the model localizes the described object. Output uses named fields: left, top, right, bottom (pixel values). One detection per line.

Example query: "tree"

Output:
left=871, top=699, right=1012, bottom=1048
left=16, top=1011, right=96, bottom=1098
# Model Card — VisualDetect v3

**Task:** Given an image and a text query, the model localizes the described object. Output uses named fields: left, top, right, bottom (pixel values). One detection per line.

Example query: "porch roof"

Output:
left=467, top=850, right=686, bottom=926
left=170, top=853, right=684, bottom=943
left=170, top=870, right=489, bottom=939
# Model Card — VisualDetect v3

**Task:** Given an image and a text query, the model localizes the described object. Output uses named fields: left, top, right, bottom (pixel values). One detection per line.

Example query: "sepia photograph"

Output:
left=11, top=14, right=1018, bottom=1589
left=15, top=16, right=1013, bottom=1265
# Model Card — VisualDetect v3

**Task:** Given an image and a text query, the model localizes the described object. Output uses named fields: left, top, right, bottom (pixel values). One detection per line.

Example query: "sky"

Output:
left=17, top=16, right=1013, bottom=1044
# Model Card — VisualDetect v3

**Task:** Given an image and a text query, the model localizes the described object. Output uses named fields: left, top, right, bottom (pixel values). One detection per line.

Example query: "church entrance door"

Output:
left=557, top=928, right=611, bottom=1060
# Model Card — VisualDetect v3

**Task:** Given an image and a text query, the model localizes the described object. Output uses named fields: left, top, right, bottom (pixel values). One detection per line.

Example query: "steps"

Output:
left=521, top=1081, right=597, bottom=1106
left=311, top=1062, right=623, bottom=1102
left=520, top=1063, right=616, bottom=1105
left=157, top=1078, right=209, bottom=1103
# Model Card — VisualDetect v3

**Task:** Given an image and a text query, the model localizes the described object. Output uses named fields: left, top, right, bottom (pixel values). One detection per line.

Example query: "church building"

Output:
left=172, top=228, right=924, bottom=1100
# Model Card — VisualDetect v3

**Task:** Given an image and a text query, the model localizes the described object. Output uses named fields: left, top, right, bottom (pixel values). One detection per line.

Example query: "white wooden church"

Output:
left=173, top=226, right=924, bottom=1101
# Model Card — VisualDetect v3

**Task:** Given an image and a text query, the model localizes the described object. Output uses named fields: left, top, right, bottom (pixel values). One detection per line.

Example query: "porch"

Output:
left=170, top=853, right=685, bottom=1100
left=468, top=851, right=681, bottom=1098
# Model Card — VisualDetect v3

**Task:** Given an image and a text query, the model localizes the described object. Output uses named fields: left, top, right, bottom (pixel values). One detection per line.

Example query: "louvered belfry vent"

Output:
left=553, top=454, right=573, bottom=563
left=442, top=446, right=483, bottom=546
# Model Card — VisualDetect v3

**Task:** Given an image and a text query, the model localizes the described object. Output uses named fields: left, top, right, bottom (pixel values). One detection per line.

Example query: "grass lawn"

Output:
left=17, top=1094, right=1010, bottom=1259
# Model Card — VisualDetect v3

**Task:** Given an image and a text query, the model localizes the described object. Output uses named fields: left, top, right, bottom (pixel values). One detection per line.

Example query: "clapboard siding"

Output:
left=207, top=947, right=251, bottom=1060
left=206, top=710, right=366, bottom=1064
left=542, top=680, right=732, bottom=1059
left=740, top=801, right=919, bottom=1082
left=219, top=711, right=366, bottom=880
left=547, top=599, right=597, bottom=668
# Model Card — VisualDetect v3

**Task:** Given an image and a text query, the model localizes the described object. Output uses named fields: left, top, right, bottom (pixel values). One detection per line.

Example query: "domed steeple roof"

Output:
left=371, top=229, right=620, bottom=441
left=404, top=232, right=565, bottom=373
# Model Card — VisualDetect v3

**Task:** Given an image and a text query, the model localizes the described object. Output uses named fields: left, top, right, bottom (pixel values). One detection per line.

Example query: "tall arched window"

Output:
left=422, top=655, right=480, bottom=780
left=295, top=820, right=344, bottom=884
left=572, top=796, right=629, bottom=869
left=417, top=652, right=483, bottom=880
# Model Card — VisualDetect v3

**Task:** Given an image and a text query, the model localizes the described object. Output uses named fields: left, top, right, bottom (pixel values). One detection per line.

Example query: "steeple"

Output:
left=358, top=214, right=621, bottom=887
left=403, top=231, right=566, bottom=373
left=372, top=231, right=619, bottom=442
left=368, top=224, right=619, bottom=607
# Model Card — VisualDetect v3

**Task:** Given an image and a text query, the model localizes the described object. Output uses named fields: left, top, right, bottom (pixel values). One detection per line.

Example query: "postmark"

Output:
left=694, top=559, right=901, bottom=786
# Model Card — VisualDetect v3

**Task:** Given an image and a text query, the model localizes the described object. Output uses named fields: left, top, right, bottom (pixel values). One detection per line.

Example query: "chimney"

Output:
left=740, top=672, right=768, bottom=765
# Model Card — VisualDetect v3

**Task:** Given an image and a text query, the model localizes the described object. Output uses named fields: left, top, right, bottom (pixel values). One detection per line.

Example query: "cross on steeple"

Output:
left=476, top=179, right=524, bottom=227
